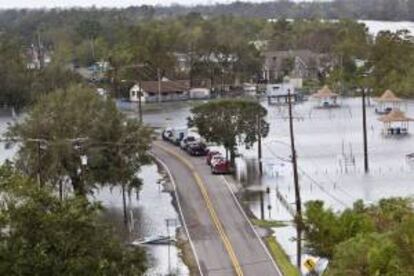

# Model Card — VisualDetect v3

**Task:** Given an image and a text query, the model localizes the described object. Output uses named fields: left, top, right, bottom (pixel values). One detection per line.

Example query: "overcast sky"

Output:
left=0, top=0, right=322, bottom=9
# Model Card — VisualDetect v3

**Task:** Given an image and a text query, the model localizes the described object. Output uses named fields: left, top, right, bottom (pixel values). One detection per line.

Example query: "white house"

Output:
left=129, top=80, right=190, bottom=103
left=189, top=88, right=211, bottom=100
left=266, top=83, right=300, bottom=105
left=243, top=83, right=257, bottom=96
left=129, top=84, right=145, bottom=103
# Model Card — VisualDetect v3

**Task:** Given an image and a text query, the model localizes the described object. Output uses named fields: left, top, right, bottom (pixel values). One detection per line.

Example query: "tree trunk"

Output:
left=122, top=184, right=128, bottom=227
left=229, top=147, right=236, bottom=167
left=71, top=174, right=85, bottom=197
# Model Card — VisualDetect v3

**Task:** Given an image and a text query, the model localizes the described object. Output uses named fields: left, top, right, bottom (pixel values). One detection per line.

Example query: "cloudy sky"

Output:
left=0, top=0, right=321, bottom=9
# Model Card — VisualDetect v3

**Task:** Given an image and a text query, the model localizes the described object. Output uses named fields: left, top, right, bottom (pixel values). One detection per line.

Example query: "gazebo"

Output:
left=374, top=90, right=402, bottom=114
left=311, top=85, right=339, bottom=108
left=378, top=109, right=413, bottom=136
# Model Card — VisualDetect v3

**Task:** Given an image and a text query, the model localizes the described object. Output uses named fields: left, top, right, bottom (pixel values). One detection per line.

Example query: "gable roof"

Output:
left=140, top=80, right=190, bottom=94
left=312, top=85, right=338, bottom=98
left=375, top=90, right=402, bottom=103
left=379, top=109, right=413, bottom=123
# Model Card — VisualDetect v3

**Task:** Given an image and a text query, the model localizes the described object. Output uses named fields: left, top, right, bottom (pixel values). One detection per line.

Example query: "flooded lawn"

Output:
left=241, top=97, right=414, bottom=263
left=93, top=164, right=190, bottom=276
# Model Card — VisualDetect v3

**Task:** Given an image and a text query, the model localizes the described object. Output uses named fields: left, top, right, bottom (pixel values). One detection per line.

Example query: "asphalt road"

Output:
left=152, top=141, right=282, bottom=276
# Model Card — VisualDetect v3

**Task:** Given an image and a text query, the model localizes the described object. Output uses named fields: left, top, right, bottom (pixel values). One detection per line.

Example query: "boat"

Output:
left=131, top=235, right=176, bottom=246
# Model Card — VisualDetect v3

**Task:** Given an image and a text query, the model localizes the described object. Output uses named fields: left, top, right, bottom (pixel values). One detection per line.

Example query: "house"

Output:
left=266, top=83, right=301, bottom=105
left=129, top=80, right=190, bottom=103
left=26, top=44, right=51, bottom=70
left=189, top=88, right=211, bottom=99
left=262, top=50, right=336, bottom=82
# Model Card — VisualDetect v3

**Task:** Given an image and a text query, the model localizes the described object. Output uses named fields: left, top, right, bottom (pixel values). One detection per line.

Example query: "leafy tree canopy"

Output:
left=304, top=198, right=414, bottom=275
left=6, top=85, right=152, bottom=196
left=0, top=165, right=147, bottom=275
left=189, top=99, right=269, bottom=162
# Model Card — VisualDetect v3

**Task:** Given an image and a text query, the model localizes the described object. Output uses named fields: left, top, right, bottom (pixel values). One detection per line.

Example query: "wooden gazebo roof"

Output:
left=378, top=109, right=413, bottom=123
left=375, top=90, right=402, bottom=103
left=312, top=85, right=338, bottom=98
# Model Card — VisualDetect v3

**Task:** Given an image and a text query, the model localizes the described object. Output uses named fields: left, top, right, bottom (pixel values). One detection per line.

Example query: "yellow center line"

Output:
left=156, top=142, right=244, bottom=276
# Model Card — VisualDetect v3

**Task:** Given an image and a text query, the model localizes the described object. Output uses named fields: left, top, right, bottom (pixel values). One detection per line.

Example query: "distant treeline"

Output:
left=1, top=0, right=414, bottom=33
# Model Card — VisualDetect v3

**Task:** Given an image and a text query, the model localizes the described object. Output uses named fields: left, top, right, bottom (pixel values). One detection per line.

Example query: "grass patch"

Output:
left=252, top=219, right=287, bottom=228
left=266, top=236, right=300, bottom=276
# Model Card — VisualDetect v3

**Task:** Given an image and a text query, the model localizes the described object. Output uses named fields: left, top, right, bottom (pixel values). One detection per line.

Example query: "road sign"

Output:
left=304, top=258, right=316, bottom=271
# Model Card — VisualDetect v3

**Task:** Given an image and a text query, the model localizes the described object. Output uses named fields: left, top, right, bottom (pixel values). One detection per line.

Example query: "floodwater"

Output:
left=123, top=97, right=414, bottom=266
left=240, top=97, right=414, bottom=263
left=93, top=165, right=190, bottom=276
left=0, top=109, right=189, bottom=276
left=360, top=20, right=414, bottom=36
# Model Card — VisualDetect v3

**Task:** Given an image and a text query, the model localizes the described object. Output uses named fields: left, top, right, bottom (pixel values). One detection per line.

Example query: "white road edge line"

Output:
left=150, top=153, right=204, bottom=276
left=220, top=175, right=283, bottom=275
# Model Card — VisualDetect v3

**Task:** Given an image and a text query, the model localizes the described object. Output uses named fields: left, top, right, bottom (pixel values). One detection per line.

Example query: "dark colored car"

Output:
left=186, top=142, right=207, bottom=156
left=180, top=136, right=197, bottom=150
left=162, top=129, right=173, bottom=142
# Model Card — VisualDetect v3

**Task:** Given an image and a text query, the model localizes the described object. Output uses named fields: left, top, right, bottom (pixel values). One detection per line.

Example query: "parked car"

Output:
left=186, top=142, right=207, bottom=156
left=180, top=135, right=197, bottom=150
left=206, top=151, right=221, bottom=165
left=171, top=127, right=187, bottom=146
left=162, top=127, right=187, bottom=145
left=162, top=128, right=173, bottom=142
left=211, top=159, right=232, bottom=174
left=210, top=154, right=224, bottom=167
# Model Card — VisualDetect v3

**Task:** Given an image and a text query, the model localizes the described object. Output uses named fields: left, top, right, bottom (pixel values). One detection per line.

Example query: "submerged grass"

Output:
left=252, top=219, right=287, bottom=228
left=265, top=236, right=300, bottom=276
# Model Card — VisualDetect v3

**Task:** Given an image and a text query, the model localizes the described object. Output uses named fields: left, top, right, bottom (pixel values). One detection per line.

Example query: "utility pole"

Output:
left=36, top=140, right=42, bottom=186
left=287, top=88, right=302, bottom=269
left=37, top=31, right=44, bottom=69
left=157, top=68, right=161, bottom=103
left=362, top=88, right=369, bottom=173
left=257, top=114, right=263, bottom=176
left=138, top=80, right=143, bottom=123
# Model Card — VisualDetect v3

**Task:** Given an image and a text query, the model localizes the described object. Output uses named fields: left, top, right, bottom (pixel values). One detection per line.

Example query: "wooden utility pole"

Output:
left=362, top=88, right=369, bottom=173
left=287, top=89, right=302, bottom=269
left=257, top=115, right=263, bottom=176
left=138, top=80, right=143, bottom=123
left=157, top=68, right=161, bottom=103
left=37, top=32, right=44, bottom=69
left=36, top=140, right=42, bottom=186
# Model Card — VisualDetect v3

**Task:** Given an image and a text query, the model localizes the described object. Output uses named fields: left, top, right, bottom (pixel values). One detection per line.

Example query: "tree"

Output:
left=6, top=85, right=152, bottom=198
left=304, top=200, right=375, bottom=258
left=189, top=99, right=269, bottom=163
left=304, top=197, right=414, bottom=274
left=328, top=233, right=402, bottom=276
left=76, top=19, right=102, bottom=63
left=0, top=165, right=147, bottom=275
left=368, top=30, right=414, bottom=96
left=0, top=34, right=32, bottom=110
